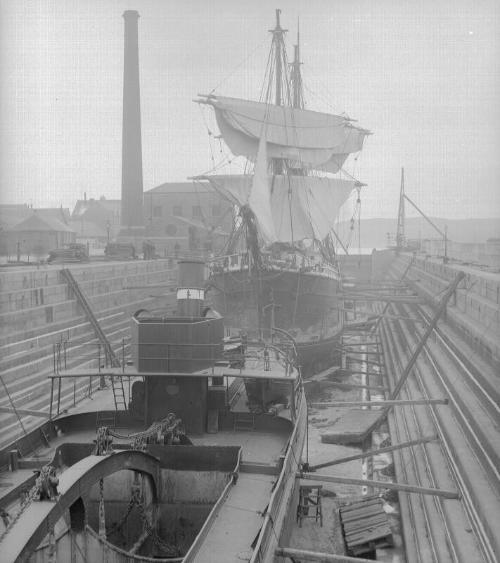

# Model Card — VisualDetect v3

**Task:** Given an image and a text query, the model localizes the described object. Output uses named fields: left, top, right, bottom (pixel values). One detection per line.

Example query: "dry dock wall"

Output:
left=0, top=260, right=177, bottom=446
left=384, top=251, right=500, bottom=369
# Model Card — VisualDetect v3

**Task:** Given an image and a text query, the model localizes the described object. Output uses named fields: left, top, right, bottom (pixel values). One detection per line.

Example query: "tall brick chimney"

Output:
left=120, top=10, right=144, bottom=234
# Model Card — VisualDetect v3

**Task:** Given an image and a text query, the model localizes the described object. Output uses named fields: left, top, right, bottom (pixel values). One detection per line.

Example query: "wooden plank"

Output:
left=342, top=507, right=385, bottom=522
left=347, top=527, right=392, bottom=545
left=340, top=498, right=383, bottom=512
left=344, top=514, right=389, bottom=531
left=320, top=410, right=383, bottom=445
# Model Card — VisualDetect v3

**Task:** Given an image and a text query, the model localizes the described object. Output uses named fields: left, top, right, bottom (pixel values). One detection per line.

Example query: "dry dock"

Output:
left=1, top=251, right=499, bottom=562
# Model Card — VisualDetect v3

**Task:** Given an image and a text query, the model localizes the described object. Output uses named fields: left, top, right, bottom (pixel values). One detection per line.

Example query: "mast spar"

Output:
left=269, top=9, right=289, bottom=176
left=270, top=9, right=287, bottom=107
left=290, top=20, right=304, bottom=110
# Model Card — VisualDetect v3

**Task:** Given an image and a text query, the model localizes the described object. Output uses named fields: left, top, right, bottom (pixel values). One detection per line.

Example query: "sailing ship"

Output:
left=195, top=10, right=370, bottom=375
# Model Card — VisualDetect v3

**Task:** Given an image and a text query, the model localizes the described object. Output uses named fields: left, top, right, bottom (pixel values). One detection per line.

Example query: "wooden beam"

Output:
left=371, top=256, right=415, bottom=334
left=342, top=350, right=383, bottom=355
left=390, top=271, right=465, bottom=400
left=275, top=547, right=376, bottom=562
left=372, top=312, right=426, bottom=324
left=339, top=342, right=380, bottom=347
left=310, top=435, right=438, bottom=470
left=0, top=406, right=50, bottom=418
left=316, top=381, right=389, bottom=392
left=310, top=399, right=448, bottom=408
left=123, top=283, right=176, bottom=289
left=345, top=358, right=381, bottom=366
left=299, top=473, right=460, bottom=499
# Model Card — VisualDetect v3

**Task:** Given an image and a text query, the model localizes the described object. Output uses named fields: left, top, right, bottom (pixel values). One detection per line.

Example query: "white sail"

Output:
left=248, top=135, right=277, bottom=244
left=201, top=174, right=355, bottom=243
left=203, top=95, right=369, bottom=172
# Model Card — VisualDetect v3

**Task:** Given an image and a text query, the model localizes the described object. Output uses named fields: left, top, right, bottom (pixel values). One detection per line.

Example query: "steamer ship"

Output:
left=0, top=259, right=307, bottom=562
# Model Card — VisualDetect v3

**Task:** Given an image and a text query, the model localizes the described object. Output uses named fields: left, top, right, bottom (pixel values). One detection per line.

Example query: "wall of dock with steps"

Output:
left=386, top=252, right=500, bottom=369
left=0, top=260, right=177, bottom=449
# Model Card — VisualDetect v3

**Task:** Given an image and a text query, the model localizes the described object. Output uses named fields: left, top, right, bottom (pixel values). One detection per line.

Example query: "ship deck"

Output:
left=1, top=357, right=297, bottom=560
left=188, top=472, right=276, bottom=563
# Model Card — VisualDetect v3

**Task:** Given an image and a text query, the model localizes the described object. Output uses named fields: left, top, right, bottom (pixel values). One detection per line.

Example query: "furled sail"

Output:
left=201, top=95, right=369, bottom=173
left=200, top=174, right=355, bottom=243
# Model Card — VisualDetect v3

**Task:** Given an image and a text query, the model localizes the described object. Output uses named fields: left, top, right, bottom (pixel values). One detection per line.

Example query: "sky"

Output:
left=0, top=0, right=499, bottom=221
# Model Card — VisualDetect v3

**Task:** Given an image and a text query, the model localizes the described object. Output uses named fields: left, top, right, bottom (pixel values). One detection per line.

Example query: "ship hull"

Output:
left=208, top=266, right=343, bottom=374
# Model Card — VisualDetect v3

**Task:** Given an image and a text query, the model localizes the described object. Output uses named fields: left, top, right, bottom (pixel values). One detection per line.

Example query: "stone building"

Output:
left=70, top=196, right=121, bottom=250
left=143, top=181, right=233, bottom=256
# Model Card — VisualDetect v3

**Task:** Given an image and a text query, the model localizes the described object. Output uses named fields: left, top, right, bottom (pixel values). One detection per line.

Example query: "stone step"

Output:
left=0, top=282, right=70, bottom=312
left=0, top=326, right=131, bottom=395
left=0, top=341, right=132, bottom=428
left=0, top=259, right=174, bottom=292
left=0, top=313, right=125, bottom=370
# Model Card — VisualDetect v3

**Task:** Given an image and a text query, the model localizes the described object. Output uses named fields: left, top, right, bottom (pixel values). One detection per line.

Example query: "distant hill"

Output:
left=337, top=217, right=500, bottom=249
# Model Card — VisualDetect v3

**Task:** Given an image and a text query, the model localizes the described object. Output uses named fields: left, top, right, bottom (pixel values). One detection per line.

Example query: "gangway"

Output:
left=60, top=268, right=127, bottom=411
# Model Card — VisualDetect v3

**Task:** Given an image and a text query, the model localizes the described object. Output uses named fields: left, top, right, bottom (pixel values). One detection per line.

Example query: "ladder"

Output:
left=233, top=412, right=255, bottom=431
left=60, top=268, right=127, bottom=411
left=296, top=485, right=323, bottom=527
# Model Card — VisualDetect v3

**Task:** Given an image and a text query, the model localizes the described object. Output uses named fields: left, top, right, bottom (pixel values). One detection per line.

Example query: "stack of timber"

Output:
left=339, top=497, right=393, bottom=557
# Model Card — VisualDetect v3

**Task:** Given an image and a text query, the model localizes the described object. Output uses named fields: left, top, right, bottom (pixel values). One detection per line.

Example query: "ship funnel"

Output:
left=177, top=260, right=205, bottom=316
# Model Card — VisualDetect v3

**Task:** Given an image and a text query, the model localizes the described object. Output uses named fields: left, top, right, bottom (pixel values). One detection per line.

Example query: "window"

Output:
left=192, top=205, right=202, bottom=218
left=153, top=206, right=162, bottom=217
left=173, top=205, right=182, bottom=217
left=165, top=224, right=177, bottom=236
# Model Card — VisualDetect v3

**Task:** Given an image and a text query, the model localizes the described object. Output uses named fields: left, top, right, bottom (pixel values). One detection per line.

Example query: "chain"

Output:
left=135, top=497, right=180, bottom=557
left=107, top=482, right=142, bottom=537
left=101, top=413, right=188, bottom=449
left=98, top=478, right=106, bottom=539
left=93, top=426, right=114, bottom=455
left=0, top=464, right=60, bottom=543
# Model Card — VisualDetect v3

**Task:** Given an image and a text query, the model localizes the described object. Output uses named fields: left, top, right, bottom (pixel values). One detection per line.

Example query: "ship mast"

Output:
left=270, top=9, right=288, bottom=107
left=290, top=22, right=304, bottom=110
left=269, top=9, right=289, bottom=175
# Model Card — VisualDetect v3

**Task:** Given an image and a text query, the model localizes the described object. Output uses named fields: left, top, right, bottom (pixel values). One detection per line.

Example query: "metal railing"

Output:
left=250, top=387, right=307, bottom=562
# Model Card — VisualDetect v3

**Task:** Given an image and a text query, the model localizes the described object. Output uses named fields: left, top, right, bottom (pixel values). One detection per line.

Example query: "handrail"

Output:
left=208, top=251, right=340, bottom=279
left=250, top=388, right=307, bottom=562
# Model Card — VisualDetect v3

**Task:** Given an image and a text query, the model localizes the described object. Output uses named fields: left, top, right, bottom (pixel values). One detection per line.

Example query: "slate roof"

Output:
left=12, top=212, right=75, bottom=233
left=145, top=181, right=213, bottom=194
left=0, top=204, right=32, bottom=230
left=72, top=198, right=120, bottom=218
